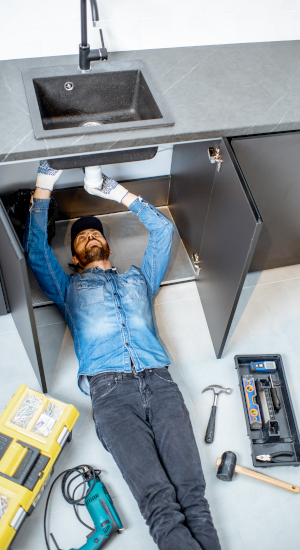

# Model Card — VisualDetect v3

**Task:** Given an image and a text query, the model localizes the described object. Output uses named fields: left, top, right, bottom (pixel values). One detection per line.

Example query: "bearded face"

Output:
left=73, top=231, right=110, bottom=268
left=75, top=241, right=110, bottom=267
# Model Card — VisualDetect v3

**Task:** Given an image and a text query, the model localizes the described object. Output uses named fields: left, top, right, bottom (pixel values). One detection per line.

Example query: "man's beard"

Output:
left=75, top=241, right=110, bottom=268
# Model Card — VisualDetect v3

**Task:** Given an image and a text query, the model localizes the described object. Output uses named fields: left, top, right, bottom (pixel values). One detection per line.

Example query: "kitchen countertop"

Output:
left=1, top=40, right=300, bottom=163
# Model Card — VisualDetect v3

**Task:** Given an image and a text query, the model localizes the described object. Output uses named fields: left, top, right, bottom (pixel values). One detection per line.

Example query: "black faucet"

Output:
left=79, top=0, right=108, bottom=71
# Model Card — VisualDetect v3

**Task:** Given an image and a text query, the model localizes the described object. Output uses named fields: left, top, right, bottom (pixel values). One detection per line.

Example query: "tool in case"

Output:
left=0, top=385, right=79, bottom=550
left=249, top=360, right=277, bottom=373
left=242, top=377, right=262, bottom=430
left=235, top=354, right=300, bottom=468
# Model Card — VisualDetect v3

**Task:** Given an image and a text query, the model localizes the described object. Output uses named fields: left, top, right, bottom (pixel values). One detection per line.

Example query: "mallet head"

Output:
left=216, top=451, right=237, bottom=482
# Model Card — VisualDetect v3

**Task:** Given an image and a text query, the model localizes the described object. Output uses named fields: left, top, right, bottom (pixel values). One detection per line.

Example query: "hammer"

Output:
left=216, top=451, right=299, bottom=494
left=202, top=384, right=231, bottom=443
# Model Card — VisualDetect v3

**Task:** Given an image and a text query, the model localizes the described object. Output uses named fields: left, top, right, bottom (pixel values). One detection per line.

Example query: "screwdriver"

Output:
left=269, top=376, right=281, bottom=412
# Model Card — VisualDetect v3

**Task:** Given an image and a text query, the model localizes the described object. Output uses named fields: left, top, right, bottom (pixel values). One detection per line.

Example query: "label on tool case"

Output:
left=242, top=377, right=262, bottom=430
left=33, top=414, right=55, bottom=438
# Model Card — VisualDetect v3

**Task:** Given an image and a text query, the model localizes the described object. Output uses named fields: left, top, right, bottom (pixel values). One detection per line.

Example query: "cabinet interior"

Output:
left=29, top=175, right=196, bottom=308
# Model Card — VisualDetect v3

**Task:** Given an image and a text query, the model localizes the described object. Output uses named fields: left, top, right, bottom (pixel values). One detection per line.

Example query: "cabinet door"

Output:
left=0, top=200, right=47, bottom=391
left=169, top=141, right=217, bottom=259
left=170, top=139, right=262, bottom=358
left=0, top=266, right=8, bottom=315
left=232, top=132, right=300, bottom=271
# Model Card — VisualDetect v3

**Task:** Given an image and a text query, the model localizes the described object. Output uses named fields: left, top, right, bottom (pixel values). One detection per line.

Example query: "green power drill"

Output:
left=69, top=467, right=123, bottom=550
left=44, top=465, right=123, bottom=550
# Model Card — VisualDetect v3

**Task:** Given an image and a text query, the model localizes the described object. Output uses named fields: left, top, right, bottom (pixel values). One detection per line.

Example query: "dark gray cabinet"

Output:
left=0, top=201, right=46, bottom=391
left=0, top=269, right=8, bottom=315
left=0, top=139, right=264, bottom=389
left=169, top=139, right=262, bottom=358
left=231, top=132, right=300, bottom=271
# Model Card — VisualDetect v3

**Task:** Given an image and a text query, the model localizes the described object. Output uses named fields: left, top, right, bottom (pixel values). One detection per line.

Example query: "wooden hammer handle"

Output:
left=216, top=458, right=299, bottom=494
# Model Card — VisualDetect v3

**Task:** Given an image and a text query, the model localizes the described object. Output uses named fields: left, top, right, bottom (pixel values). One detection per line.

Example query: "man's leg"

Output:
left=89, top=372, right=203, bottom=550
left=148, top=368, right=221, bottom=550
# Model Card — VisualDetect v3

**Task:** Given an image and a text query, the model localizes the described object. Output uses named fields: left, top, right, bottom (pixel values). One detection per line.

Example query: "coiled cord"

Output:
left=44, top=465, right=101, bottom=550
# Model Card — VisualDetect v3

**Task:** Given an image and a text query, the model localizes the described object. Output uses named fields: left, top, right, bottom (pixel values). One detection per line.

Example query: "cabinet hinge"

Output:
left=208, top=147, right=223, bottom=172
left=192, top=253, right=201, bottom=275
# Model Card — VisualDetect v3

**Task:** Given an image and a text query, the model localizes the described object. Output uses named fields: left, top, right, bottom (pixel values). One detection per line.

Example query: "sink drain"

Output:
left=80, top=121, right=103, bottom=127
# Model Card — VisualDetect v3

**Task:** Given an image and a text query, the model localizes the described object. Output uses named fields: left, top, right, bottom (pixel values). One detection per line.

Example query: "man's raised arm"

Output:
left=24, top=162, right=70, bottom=310
left=84, top=174, right=174, bottom=297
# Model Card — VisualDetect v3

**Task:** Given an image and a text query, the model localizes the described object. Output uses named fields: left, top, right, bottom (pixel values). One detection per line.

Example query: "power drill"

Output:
left=44, top=465, right=123, bottom=550
left=69, top=468, right=123, bottom=550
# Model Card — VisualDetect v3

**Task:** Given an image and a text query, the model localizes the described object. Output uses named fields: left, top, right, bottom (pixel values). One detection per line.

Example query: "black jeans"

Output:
left=89, top=367, right=221, bottom=550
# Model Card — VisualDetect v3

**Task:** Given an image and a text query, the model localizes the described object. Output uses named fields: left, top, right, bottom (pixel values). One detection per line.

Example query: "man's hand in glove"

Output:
left=34, top=160, right=62, bottom=199
left=84, top=173, right=137, bottom=207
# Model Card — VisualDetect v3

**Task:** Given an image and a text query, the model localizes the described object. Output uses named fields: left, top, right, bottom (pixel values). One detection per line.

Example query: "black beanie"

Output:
left=71, top=216, right=105, bottom=256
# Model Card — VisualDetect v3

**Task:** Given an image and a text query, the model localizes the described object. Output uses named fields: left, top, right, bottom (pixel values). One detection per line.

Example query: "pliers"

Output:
left=256, top=451, right=294, bottom=463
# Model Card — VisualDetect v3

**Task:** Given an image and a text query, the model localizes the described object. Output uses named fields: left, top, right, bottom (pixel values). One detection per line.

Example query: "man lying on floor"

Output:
left=24, top=161, right=221, bottom=550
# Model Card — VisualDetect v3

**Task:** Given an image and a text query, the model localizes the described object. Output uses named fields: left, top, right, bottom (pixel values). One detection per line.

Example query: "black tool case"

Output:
left=235, top=354, right=300, bottom=468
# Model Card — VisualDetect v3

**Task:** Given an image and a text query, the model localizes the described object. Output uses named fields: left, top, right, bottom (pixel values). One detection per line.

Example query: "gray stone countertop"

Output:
left=1, top=40, right=300, bottom=164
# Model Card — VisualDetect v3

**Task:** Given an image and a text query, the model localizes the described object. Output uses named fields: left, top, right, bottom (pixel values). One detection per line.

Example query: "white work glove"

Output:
left=36, top=160, right=62, bottom=191
left=84, top=173, right=129, bottom=204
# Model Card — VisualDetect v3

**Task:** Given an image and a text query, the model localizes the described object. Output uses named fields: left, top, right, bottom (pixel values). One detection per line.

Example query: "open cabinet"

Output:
left=0, top=138, right=262, bottom=391
left=169, top=139, right=262, bottom=358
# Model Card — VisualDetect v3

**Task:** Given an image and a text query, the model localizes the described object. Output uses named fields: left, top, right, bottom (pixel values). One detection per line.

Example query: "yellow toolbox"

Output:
left=0, top=385, right=79, bottom=550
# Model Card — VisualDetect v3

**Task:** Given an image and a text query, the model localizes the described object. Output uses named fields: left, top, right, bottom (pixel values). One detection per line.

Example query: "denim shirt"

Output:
left=24, top=196, right=175, bottom=395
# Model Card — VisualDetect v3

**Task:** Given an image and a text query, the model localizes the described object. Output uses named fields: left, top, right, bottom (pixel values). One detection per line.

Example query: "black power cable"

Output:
left=44, top=465, right=101, bottom=550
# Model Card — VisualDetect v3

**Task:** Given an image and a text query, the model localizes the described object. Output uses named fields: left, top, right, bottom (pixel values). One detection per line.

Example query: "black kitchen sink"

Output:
left=22, top=61, right=174, bottom=139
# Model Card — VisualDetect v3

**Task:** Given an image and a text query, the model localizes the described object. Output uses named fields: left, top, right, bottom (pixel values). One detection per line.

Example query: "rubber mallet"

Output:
left=216, top=451, right=299, bottom=494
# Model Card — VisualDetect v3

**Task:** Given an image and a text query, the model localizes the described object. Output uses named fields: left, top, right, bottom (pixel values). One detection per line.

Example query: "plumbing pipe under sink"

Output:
left=83, top=165, right=103, bottom=189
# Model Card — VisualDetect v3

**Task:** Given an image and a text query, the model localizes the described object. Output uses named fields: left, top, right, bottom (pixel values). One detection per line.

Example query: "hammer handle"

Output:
left=205, top=405, right=217, bottom=444
left=216, top=458, right=299, bottom=493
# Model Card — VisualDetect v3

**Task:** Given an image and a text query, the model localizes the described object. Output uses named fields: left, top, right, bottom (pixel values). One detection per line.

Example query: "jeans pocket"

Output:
left=91, top=378, right=118, bottom=403
left=153, top=368, right=175, bottom=384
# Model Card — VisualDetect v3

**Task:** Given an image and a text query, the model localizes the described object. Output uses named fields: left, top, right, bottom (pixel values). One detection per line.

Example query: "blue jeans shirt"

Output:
left=24, top=196, right=175, bottom=394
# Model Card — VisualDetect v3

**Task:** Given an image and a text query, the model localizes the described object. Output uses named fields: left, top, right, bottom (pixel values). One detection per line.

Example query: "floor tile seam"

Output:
left=0, top=328, right=17, bottom=336
left=35, top=320, right=66, bottom=328
left=26, top=506, right=70, bottom=520
left=154, top=296, right=198, bottom=306
left=243, top=275, right=300, bottom=289
left=157, top=303, right=205, bottom=435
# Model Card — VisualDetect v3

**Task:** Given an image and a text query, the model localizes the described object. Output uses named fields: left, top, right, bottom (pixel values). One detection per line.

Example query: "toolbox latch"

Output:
left=10, top=506, right=26, bottom=532
left=56, top=426, right=70, bottom=448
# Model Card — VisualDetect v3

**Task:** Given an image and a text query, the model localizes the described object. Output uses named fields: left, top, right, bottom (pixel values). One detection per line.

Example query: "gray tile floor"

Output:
left=1, top=264, right=300, bottom=549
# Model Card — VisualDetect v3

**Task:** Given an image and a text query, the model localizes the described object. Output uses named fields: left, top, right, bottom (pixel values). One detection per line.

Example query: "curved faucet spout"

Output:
left=90, top=0, right=99, bottom=24
left=79, top=0, right=107, bottom=71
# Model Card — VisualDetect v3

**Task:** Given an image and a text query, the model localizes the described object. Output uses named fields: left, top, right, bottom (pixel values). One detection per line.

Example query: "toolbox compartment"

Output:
left=0, top=385, right=79, bottom=550
left=235, top=354, right=300, bottom=468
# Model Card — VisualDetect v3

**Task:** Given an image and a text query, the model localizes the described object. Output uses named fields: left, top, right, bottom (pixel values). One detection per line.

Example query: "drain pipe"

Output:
left=84, top=165, right=103, bottom=190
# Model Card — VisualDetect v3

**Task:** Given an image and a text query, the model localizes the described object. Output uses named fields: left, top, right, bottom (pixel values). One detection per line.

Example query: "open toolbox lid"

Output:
left=235, top=354, right=300, bottom=468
